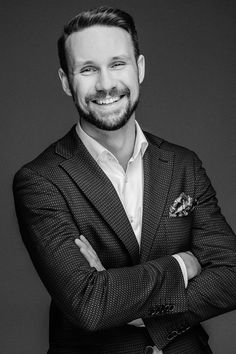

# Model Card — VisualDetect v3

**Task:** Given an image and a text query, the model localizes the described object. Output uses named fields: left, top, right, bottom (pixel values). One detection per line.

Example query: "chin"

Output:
left=89, top=115, right=130, bottom=131
left=76, top=98, right=139, bottom=132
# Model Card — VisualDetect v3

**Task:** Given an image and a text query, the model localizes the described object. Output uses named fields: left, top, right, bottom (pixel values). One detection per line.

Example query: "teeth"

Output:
left=96, top=96, right=120, bottom=105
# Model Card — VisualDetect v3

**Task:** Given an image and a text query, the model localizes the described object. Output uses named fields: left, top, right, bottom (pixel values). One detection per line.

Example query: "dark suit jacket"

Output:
left=13, top=126, right=236, bottom=353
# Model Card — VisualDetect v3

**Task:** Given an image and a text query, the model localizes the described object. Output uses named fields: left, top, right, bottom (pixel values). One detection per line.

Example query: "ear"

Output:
left=137, top=55, right=145, bottom=84
left=58, top=68, right=72, bottom=96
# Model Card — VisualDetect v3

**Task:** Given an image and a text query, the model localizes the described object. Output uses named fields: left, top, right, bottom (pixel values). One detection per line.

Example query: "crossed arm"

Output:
left=75, top=235, right=201, bottom=330
left=75, top=235, right=201, bottom=281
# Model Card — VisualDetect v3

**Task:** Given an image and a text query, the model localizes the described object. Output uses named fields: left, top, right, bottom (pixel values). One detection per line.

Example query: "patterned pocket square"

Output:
left=169, top=192, right=198, bottom=217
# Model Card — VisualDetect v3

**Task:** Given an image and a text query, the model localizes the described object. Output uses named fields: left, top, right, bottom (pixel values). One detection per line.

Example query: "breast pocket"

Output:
left=164, top=214, right=193, bottom=254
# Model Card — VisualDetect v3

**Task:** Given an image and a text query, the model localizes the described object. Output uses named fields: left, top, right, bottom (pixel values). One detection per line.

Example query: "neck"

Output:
left=80, top=116, right=136, bottom=170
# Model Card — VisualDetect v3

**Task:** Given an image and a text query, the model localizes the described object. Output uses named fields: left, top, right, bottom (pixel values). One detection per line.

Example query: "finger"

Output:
left=80, top=235, right=98, bottom=257
left=75, top=238, right=85, bottom=248
left=186, top=251, right=193, bottom=256
left=75, top=237, right=93, bottom=254
left=78, top=242, right=96, bottom=261
left=79, top=246, right=102, bottom=270
left=80, top=247, right=105, bottom=271
left=79, top=246, right=98, bottom=266
left=77, top=242, right=94, bottom=258
left=79, top=246, right=93, bottom=263
left=75, top=237, right=104, bottom=271
left=75, top=239, right=95, bottom=260
left=80, top=235, right=95, bottom=251
left=80, top=252, right=96, bottom=269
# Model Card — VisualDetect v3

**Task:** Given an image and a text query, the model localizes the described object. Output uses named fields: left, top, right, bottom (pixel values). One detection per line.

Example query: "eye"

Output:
left=111, top=61, right=126, bottom=69
left=80, top=66, right=97, bottom=75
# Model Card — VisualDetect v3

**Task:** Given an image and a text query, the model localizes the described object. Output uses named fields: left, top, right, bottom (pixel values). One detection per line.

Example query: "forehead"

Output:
left=65, top=25, right=135, bottom=64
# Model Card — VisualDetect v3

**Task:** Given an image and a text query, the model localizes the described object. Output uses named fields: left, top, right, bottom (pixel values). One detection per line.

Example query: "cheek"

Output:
left=72, top=83, right=89, bottom=104
left=71, top=76, right=93, bottom=96
left=129, top=77, right=140, bottom=99
left=127, top=69, right=140, bottom=89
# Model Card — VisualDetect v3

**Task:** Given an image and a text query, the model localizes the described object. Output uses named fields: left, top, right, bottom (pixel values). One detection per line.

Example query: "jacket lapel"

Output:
left=55, top=127, right=140, bottom=265
left=140, top=137, right=175, bottom=262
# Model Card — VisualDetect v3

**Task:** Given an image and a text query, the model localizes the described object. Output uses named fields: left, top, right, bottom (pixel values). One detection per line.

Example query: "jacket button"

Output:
left=154, top=305, right=161, bottom=315
left=184, top=326, right=191, bottom=332
left=167, top=330, right=178, bottom=341
left=177, top=327, right=184, bottom=335
left=149, top=309, right=156, bottom=316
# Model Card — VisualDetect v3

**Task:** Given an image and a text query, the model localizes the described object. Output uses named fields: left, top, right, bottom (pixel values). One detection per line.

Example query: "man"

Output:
left=13, top=6, right=236, bottom=354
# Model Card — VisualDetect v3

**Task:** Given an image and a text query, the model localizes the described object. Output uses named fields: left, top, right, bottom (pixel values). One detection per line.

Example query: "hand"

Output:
left=75, top=235, right=105, bottom=271
left=178, top=251, right=201, bottom=280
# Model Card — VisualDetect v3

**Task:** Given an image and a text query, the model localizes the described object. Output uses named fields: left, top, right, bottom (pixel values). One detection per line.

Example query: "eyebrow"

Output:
left=110, top=55, right=131, bottom=61
left=73, top=60, right=95, bottom=68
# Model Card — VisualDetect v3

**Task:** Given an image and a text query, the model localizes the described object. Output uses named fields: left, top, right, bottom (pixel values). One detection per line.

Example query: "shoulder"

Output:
left=13, top=125, right=78, bottom=183
left=14, top=142, right=59, bottom=179
left=144, top=130, right=198, bottom=162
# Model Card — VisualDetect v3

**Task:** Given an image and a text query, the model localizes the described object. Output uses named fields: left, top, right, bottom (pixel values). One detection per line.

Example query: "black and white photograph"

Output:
left=1, top=1, right=236, bottom=353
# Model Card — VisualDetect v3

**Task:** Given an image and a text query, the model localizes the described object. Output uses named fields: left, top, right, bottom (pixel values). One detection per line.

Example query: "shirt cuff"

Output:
left=128, top=318, right=145, bottom=326
left=172, top=254, right=188, bottom=288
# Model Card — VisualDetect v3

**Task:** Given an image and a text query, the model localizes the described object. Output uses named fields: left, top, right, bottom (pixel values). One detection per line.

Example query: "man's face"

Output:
left=59, top=25, right=145, bottom=131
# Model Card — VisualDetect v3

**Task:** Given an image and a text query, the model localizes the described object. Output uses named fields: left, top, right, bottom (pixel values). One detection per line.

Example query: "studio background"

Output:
left=1, top=1, right=236, bottom=353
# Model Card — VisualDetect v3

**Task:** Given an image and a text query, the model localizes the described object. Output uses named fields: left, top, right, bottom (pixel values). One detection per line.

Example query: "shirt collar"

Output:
left=133, top=121, right=148, bottom=159
left=76, top=120, right=148, bottom=163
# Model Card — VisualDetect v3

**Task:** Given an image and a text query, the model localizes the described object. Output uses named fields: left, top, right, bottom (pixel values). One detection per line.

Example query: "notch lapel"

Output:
left=140, top=140, right=175, bottom=262
left=56, top=128, right=140, bottom=265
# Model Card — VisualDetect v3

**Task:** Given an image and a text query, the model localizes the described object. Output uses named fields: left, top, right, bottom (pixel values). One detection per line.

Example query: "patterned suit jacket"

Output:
left=13, top=126, right=236, bottom=354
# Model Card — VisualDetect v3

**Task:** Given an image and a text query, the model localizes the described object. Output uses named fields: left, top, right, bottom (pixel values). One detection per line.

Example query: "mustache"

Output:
left=85, top=87, right=130, bottom=103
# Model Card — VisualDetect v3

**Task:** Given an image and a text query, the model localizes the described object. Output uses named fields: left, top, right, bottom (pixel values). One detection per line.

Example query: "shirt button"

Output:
left=130, top=216, right=134, bottom=223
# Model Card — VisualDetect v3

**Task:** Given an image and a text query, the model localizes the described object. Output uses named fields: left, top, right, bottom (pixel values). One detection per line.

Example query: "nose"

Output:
left=95, top=68, right=115, bottom=92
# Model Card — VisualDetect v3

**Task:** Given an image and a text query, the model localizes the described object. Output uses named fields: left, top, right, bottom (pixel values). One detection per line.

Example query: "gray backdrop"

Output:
left=1, top=0, right=236, bottom=353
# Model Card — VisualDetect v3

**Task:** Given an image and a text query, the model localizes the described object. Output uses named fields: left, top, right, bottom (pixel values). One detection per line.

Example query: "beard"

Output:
left=73, top=87, right=140, bottom=131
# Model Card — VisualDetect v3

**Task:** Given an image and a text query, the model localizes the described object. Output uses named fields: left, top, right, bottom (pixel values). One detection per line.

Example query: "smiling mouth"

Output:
left=92, top=95, right=125, bottom=106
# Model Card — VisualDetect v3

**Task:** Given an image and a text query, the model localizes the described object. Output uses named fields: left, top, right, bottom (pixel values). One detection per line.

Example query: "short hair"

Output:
left=57, top=6, right=140, bottom=75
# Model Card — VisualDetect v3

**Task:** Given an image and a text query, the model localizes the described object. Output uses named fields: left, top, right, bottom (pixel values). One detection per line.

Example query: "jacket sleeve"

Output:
left=13, top=166, right=187, bottom=332
left=144, top=152, right=236, bottom=349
